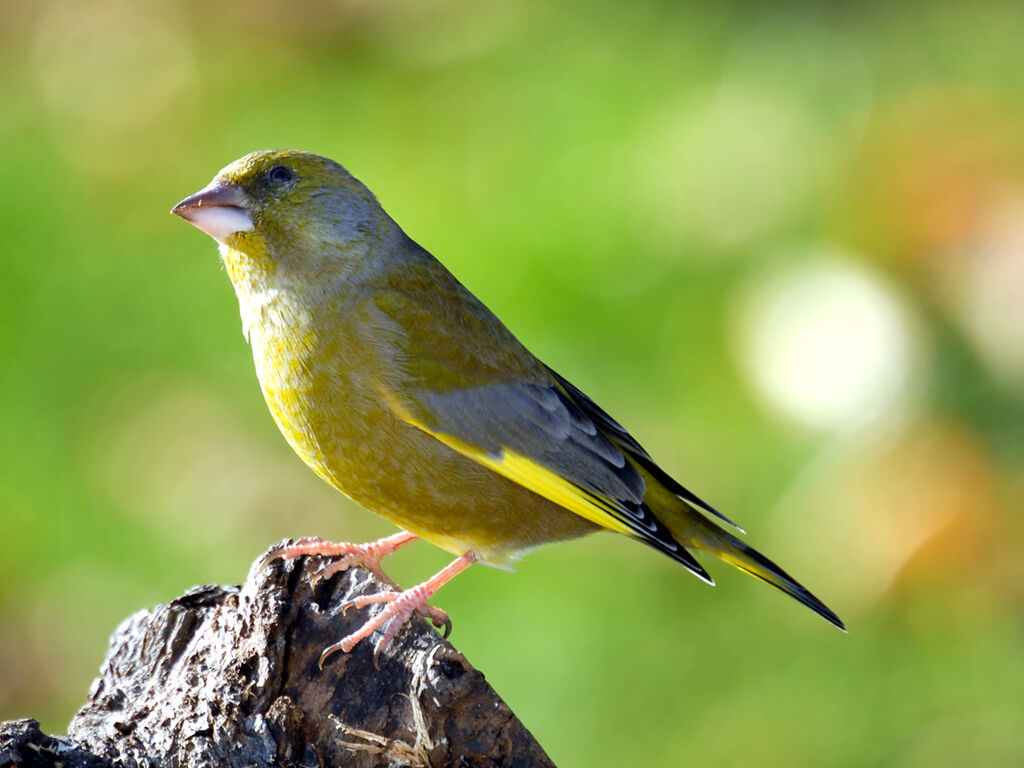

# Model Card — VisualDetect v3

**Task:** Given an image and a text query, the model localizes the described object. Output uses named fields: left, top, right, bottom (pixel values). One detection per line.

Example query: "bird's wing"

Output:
left=360, top=255, right=711, bottom=579
left=389, top=378, right=712, bottom=582
left=543, top=366, right=743, bottom=532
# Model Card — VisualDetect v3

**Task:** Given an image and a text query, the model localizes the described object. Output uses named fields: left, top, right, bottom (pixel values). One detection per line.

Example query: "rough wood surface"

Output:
left=0, top=542, right=555, bottom=768
left=0, top=719, right=110, bottom=768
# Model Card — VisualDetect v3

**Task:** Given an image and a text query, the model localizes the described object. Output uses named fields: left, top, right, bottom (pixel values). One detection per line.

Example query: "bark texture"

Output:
left=0, top=543, right=555, bottom=768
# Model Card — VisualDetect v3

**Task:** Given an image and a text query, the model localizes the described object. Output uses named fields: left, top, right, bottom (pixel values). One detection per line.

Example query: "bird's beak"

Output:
left=171, top=180, right=254, bottom=244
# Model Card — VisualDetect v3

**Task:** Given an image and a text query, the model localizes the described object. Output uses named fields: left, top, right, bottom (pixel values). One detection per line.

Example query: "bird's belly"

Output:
left=250, top=331, right=596, bottom=564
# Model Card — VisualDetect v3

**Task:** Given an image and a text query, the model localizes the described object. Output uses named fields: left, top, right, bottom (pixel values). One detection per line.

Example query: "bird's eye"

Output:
left=268, top=165, right=294, bottom=185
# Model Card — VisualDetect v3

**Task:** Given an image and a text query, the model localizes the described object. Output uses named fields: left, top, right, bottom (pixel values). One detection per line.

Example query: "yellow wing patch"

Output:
left=405, top=416, right=634, bottom=536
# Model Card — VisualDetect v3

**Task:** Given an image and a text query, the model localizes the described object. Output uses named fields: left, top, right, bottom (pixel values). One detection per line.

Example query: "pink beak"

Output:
left=172, top=181, right=254, bottom=244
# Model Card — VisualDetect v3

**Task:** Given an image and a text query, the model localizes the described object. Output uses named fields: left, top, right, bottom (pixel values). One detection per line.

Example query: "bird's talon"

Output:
left=258, top=546, right=290, bottom=574
left=413, top=603, right=451, bottom=637
left=319, top=640, right=346, bottom=669
left=371, top=634, right=395, bottom=667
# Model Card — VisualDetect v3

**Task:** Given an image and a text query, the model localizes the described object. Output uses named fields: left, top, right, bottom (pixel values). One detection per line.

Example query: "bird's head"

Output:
left=172, top=150, right=390, bottom=271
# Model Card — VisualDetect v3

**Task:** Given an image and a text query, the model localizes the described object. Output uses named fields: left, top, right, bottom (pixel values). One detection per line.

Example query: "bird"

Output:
left=172, top=150, right=844, bottom=662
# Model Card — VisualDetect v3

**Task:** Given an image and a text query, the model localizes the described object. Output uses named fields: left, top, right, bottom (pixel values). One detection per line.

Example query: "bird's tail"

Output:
left=704, top=528, right=845, bottom=630
left=657, top=492, right=846, bottom=630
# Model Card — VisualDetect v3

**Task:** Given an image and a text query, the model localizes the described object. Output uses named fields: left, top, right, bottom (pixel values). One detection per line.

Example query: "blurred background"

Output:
left=2, top=0, right=1023, bottom=765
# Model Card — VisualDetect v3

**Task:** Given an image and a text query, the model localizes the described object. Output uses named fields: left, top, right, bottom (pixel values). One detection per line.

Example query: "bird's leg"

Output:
left=321, top=551, right=479, bottom=665
left=262, top=531, right=418, bottom=587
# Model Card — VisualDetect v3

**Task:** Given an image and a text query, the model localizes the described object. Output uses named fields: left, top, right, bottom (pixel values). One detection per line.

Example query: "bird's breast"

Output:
left=243, top=287, right=367, bottom=488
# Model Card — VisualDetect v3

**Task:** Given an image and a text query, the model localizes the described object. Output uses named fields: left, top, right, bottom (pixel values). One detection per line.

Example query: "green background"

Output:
left=2, top=1, right=1023, bottom=765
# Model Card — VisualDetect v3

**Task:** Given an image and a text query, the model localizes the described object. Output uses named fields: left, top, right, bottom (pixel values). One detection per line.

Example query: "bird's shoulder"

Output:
left=353, top=240, right=548, bottom=391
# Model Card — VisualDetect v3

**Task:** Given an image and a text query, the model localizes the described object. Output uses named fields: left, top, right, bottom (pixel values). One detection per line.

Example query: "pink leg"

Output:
left=262, top=531, right=417, bottom=585
left=320, top=551, right=479, bottom=666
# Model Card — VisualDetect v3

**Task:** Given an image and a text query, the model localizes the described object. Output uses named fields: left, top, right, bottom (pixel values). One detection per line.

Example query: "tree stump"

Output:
left=0, top=542, right=555, bottom=767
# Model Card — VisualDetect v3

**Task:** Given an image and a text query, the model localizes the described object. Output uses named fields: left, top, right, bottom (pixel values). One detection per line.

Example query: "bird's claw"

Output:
left=260, top=536, right=349, bottom=574
left=324, top=587, right=453, bottom=665
left=418, top=604, right=452, bottom=637
left=260, top=532, right=417, bottom=586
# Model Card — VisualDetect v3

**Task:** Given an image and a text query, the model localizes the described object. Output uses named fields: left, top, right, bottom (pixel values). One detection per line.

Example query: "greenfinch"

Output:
left=172, top=150, right=843, bottom=660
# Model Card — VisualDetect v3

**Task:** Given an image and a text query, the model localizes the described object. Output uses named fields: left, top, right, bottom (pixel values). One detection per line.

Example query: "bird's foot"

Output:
left=333, top=590, right=452, bottom=661
left=262, top=531, right=418, bottom=586
left=321, top=551, right=478, bottom=665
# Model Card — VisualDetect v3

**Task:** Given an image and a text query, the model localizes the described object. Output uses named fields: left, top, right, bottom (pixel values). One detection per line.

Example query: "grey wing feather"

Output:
left=417, top=382, right=644, bottom=504
left=414, top=380, right=714, bottom=582
left=544, top=366, right=744, bottom=533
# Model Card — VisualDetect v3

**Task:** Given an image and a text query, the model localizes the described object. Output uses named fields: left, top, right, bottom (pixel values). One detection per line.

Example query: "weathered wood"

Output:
left=0, top=719, right=110, bottom=768
left=1, top=543, right=554, bottom=768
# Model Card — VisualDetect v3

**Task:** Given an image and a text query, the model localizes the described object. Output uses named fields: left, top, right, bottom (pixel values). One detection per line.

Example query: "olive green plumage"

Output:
left=175, top=149, right=844, bottom=631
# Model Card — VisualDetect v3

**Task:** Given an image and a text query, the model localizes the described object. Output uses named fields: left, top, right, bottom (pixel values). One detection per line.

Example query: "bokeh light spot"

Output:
left=947, top=197, right=1024, bottom=388
left=733, top=250, right=925, bottom=432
